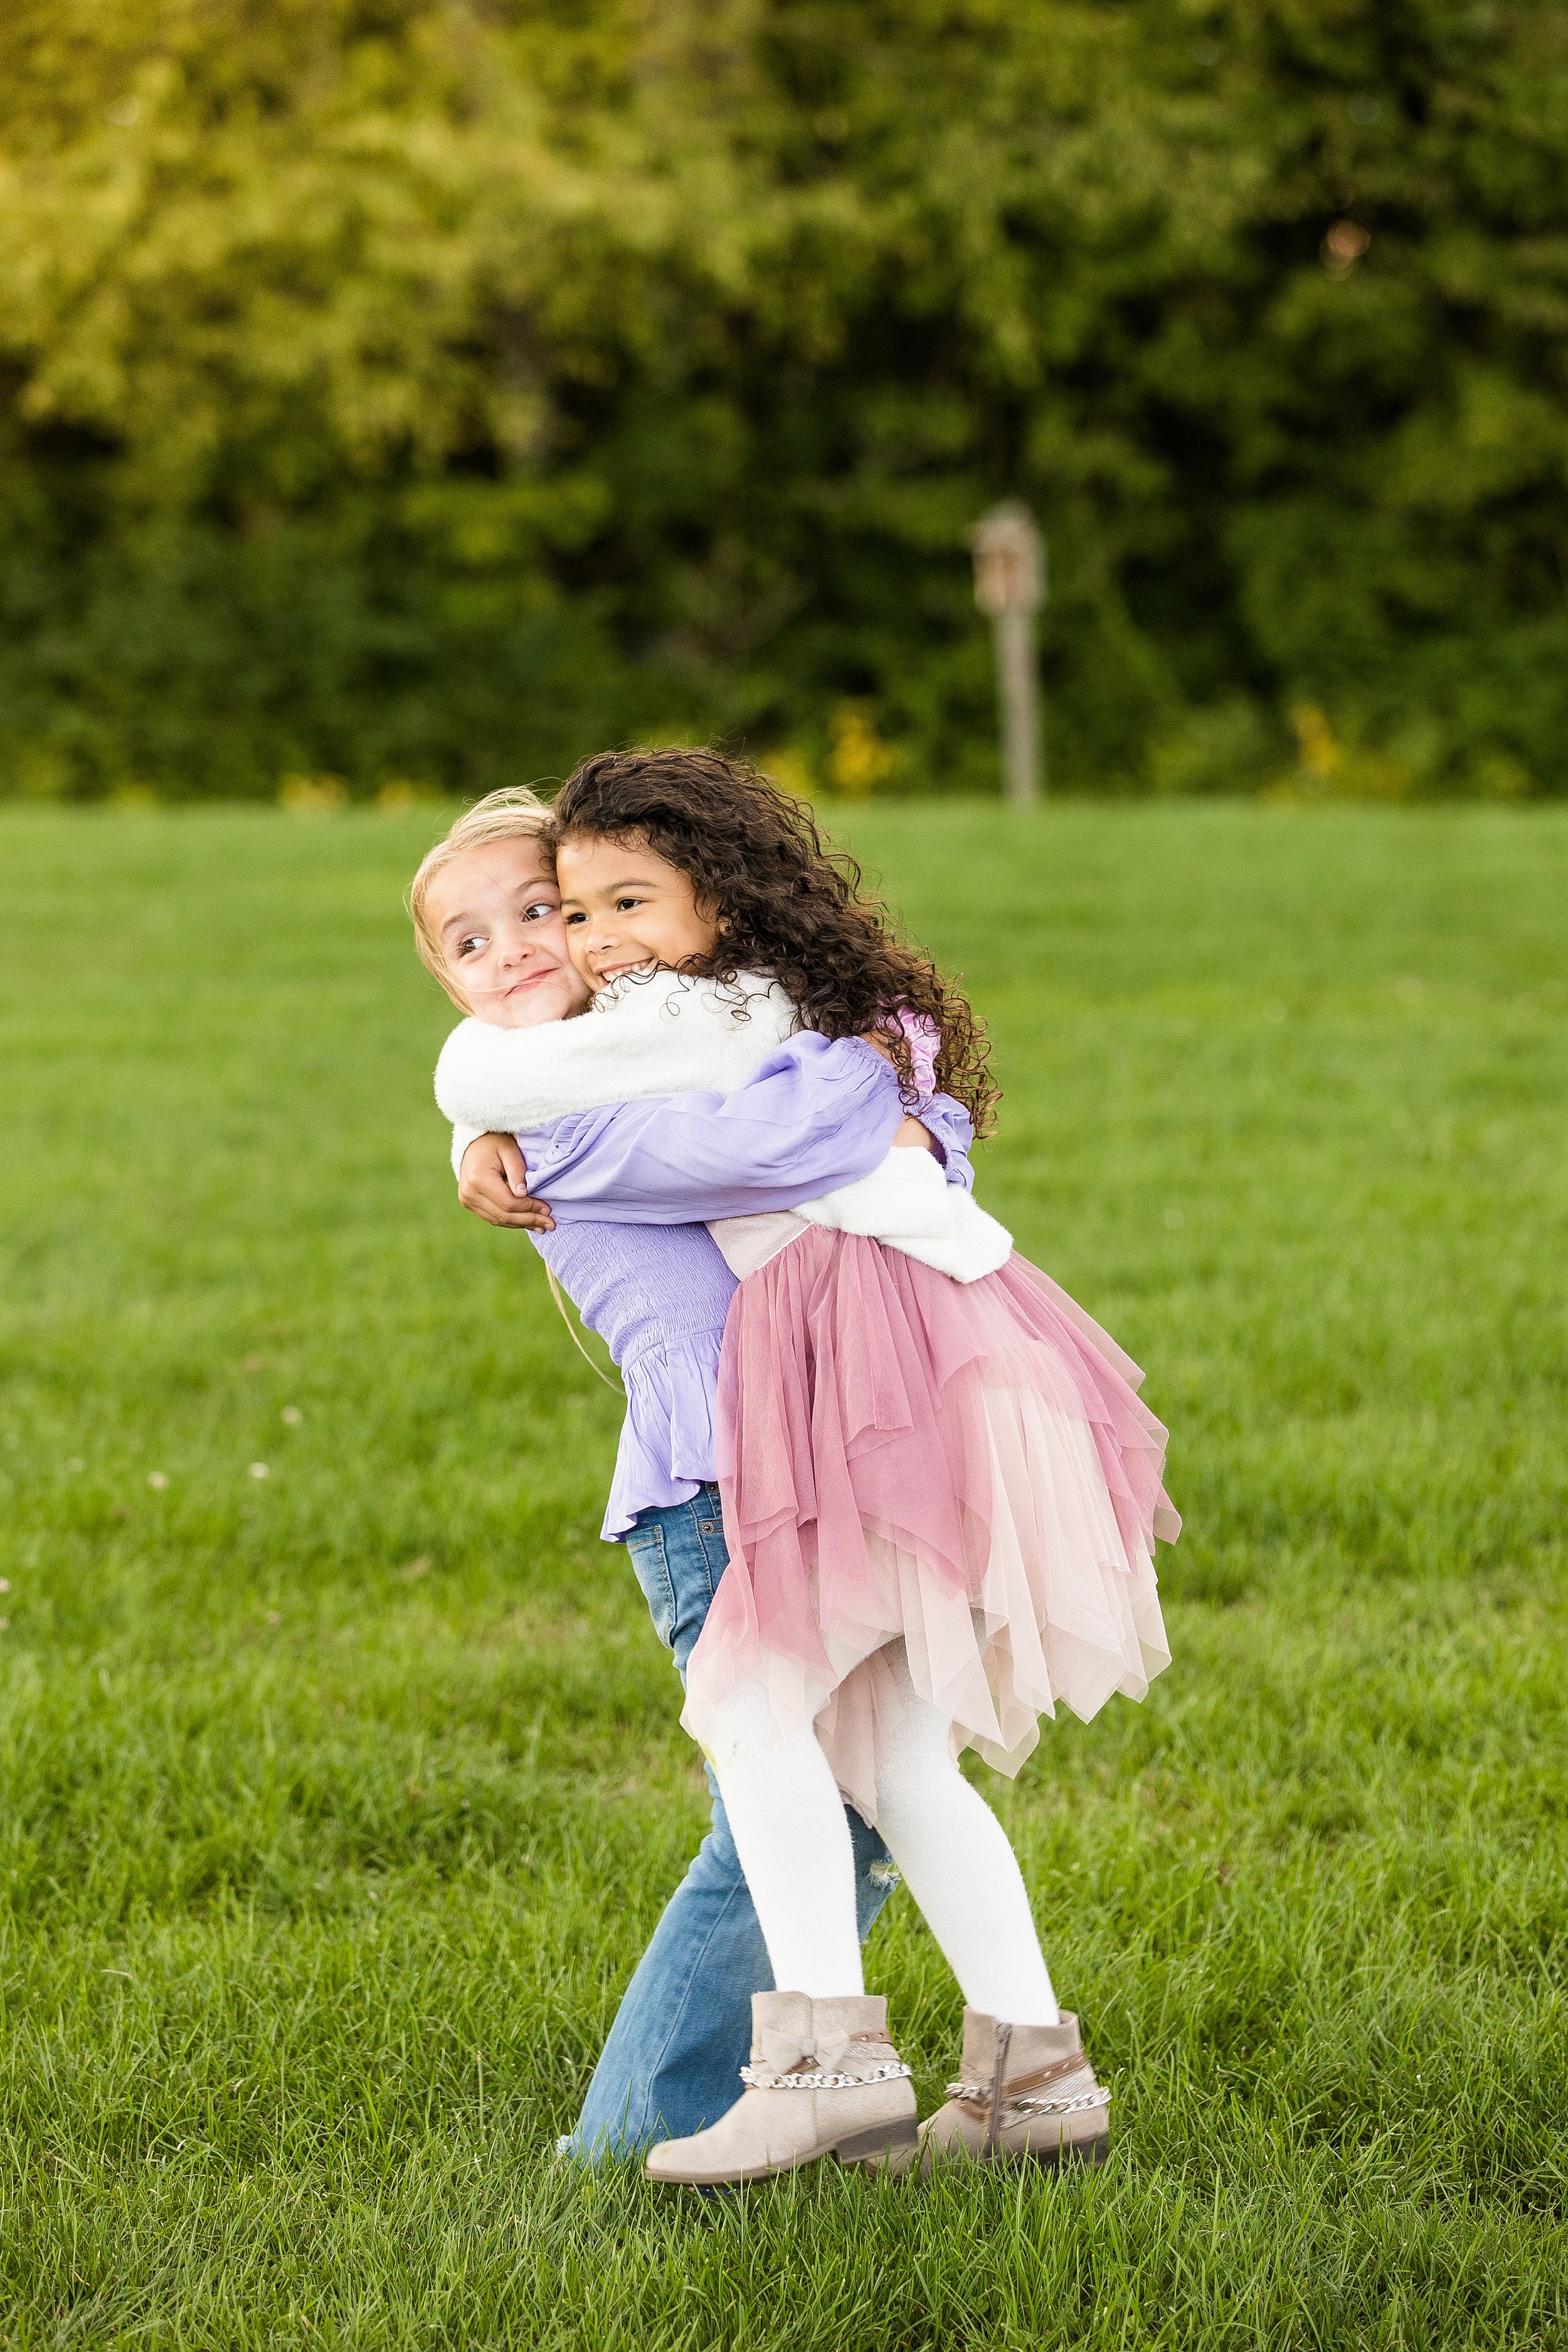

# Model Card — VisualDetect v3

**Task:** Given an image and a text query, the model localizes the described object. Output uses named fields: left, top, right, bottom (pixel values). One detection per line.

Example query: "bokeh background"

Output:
left=5, top=10, right=1568, bottom=2344
left=3, top=0, right=1567, bottom=805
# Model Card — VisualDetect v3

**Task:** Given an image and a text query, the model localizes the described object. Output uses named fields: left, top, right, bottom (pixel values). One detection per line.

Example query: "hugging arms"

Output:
left=452, top=1039, right=964, bottom=1234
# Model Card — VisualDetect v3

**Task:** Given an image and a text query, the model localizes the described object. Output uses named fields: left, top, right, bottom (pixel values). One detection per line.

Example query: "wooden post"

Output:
left=970, top=502, right=1046, bottom=806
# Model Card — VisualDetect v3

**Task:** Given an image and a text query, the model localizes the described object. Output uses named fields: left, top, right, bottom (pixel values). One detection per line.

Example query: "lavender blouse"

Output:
left=516, top=1032, right=975, bottom=1537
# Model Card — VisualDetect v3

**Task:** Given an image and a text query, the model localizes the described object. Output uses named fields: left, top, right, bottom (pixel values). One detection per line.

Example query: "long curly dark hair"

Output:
left=547, top=748, right=997, bottom=1135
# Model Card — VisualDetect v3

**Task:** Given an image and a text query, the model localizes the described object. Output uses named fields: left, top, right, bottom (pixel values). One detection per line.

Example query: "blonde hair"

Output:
left=408, top=783, right=623, bottom=1396
left=406, top=786, right=553, bottom=1009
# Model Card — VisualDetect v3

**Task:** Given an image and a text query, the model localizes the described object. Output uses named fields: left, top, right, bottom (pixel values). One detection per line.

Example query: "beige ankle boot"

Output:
left=644, top=1991, right=917, bottom=2186
left=916, top=2009, right=1110, bottom=2171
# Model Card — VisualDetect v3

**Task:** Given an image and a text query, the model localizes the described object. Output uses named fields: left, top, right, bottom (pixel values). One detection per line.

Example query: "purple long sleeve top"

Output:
left=515, top=1032, right=975, bottom=1537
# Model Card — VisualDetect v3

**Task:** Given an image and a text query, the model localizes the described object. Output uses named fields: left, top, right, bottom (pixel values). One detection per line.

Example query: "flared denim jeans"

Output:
left=561, top=1483, right=896, bottom=2160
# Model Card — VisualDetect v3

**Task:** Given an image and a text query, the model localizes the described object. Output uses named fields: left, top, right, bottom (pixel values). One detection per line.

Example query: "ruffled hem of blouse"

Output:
left=601, top=1332, right=725, bottom=1539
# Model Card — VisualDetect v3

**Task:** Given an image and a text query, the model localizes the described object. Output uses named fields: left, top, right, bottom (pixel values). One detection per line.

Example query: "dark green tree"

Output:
left=1, top=0, right=1564, bottom=798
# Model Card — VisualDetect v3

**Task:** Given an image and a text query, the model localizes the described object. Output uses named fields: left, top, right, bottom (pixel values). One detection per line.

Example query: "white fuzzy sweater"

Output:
left=435, top=971, right=1011, bottom=1283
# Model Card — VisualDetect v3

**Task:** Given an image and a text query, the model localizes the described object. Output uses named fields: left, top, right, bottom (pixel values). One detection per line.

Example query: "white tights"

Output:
left=704, top=1643, right=1059, bottom=2023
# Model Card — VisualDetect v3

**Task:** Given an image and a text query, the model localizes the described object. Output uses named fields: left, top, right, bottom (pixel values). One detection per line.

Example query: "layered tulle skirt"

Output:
left=681, top=1229, right=1178, bottom=1825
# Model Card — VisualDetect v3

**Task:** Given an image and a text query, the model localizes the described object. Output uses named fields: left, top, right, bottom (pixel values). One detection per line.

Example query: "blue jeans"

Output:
left=563, top=1483, right=897, bottom=2161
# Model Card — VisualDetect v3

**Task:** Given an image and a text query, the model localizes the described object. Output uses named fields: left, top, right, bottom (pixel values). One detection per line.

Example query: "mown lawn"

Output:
left=2, top=799, right=1565, bottom=2349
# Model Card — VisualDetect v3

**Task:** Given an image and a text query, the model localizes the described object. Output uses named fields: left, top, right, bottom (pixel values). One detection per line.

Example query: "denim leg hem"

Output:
left=561, top=1873, right=763, bottom=2163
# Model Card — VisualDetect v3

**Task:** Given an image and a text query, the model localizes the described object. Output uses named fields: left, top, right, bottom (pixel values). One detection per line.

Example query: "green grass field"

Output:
left=3, top=800, right=1567, bottom=2348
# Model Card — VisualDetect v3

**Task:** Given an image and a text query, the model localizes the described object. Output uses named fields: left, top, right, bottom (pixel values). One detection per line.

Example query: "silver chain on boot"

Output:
left=945, top=2082, right=1111, bottom=2116
left=741, top=2058, right=914, bottom=2090
left=950, top=2023, right=1110, bottom=2151
left=741, top=2030, right=913, bottom=2094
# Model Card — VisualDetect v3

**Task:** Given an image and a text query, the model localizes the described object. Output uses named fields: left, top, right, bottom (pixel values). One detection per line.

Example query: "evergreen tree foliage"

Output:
left=1, top=0, right=1565, bottom=798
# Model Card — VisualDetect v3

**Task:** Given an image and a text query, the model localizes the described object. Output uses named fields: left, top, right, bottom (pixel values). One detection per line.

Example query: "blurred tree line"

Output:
left=1, top=0, right=1565, bottom=802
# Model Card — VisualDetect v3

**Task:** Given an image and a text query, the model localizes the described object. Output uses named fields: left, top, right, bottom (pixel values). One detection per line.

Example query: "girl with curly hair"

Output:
left=426, top=751, right=1176, bottom=2187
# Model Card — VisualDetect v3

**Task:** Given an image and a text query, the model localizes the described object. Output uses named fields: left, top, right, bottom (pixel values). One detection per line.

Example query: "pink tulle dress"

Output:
left=683, top=1032, right=1178, bottom=1827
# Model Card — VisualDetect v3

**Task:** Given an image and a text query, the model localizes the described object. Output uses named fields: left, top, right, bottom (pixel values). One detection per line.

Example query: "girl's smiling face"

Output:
left=425, top=835, right=591, bottom=1027
left=556, top=833, right=723, bottom=990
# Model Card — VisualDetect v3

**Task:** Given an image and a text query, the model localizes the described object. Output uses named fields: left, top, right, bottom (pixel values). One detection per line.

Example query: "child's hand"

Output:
left=457, top=1133, right=556, bottom=1231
